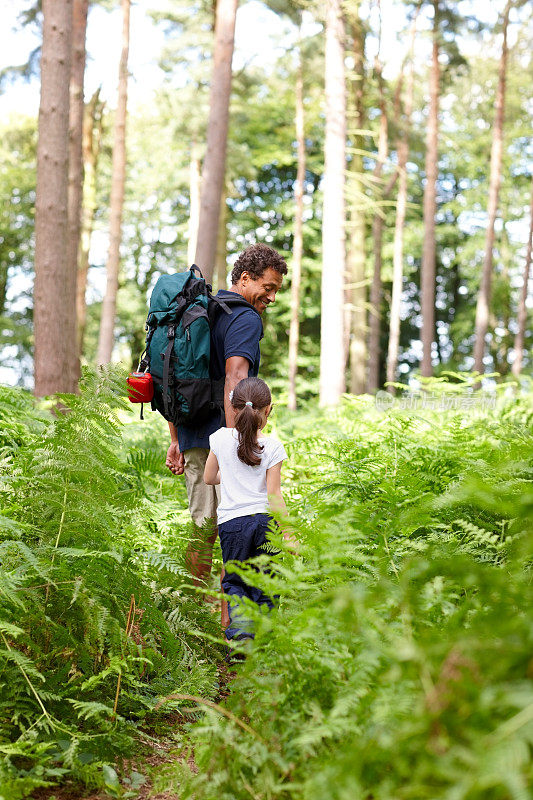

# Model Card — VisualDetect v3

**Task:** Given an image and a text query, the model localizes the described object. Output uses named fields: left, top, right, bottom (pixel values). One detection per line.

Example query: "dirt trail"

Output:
left=32, top=663, right=235, bottom=800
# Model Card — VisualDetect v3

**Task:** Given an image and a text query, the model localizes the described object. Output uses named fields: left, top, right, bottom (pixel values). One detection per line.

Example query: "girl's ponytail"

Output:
left=231, top=378, right=271, bottom=467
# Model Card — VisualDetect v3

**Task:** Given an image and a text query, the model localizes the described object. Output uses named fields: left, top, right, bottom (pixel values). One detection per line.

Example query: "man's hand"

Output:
left=166, top=441, right=184, bottom=475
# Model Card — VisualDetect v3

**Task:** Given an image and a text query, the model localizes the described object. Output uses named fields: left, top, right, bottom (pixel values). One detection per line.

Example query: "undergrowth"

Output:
left=156, top=377, right=533, bottom=800
left=1, top=371, right=532, bottom=799
left=0, top=367, right=223, bottom=798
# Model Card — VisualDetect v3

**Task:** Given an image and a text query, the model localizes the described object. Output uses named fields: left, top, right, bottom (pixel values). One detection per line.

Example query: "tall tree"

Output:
left=386, top=11, right=418, bottom=391
left=97, top=0, right=131, bottom=365
left=193, top=0, right=238, bottom=282
left=511, top=174, right=533, bottom=378
left=33, top=0, right=75, bottom=395
left=319, top=0, right=346, bottom=406
left=67, top=0, right=89, bottom=381
left=420, top=0, right=440, bottom=377
left=187, top=138, right=201, bottom=267
left=367, top=9, right=396, bottom=394
left=346, top=10, right=367, bottom=395
left=215, top=184, right=228, bottom=290
left=473, top=0, right=512, bottom=377
left=77, top=88, right=104, bottom=357
left=288, top=26, right=306, bottom=411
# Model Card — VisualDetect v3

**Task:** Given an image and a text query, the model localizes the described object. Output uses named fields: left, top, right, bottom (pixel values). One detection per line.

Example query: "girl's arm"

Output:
left=266, top=462, right=287, bottom=517
left=203, top=451, right=221, bottom=485
left=267, top=461, right=300, bottom=552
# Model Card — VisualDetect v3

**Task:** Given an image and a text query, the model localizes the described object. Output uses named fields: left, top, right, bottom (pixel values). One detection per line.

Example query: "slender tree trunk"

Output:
left=367, top=20, right=392, bottom=395
left=473, top=0, right=511, bottom=377
left=498, top=213, right=511, bottom=373
left=187, top=139, right=201, bottom=266
left=97, top=0, right=130, bottom=365
left=512, top=175, right=533, bottom=378
left=319, top=0, right=346, bottom=406
left=420, top=0, right=440, bottom=378
left=367, top=173, right=397, bottom=393
left=215, top=185, right=228, bottom=290
left=34, top=0, right=73, bottom=396
left=346, top=16, right=367, bottom=395
left=67, top=0, right=89, bottom=382
left=194, top=0, right=238, bottom=283
left=387, top=12, right=418, bottom=391
left=288, top=42, right=306, bottom=411
left=77, top=89, right=104, bottom=357
left=0, top=267, right=7, bottom=318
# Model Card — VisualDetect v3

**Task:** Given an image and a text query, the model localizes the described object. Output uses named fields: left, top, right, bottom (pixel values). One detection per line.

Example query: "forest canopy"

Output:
left=0, top=0, right=531, bottom=400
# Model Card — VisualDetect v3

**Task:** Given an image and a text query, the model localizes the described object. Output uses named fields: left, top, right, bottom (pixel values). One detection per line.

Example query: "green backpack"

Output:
left=139, top=265, right=257, bottom=426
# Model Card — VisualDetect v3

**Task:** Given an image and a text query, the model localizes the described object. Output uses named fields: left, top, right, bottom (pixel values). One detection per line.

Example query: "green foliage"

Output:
left=156, top=381, right=533, bottom=800
left=0, top=115, right=36, bottom=385
left=0, top=367, right=222, bottom=797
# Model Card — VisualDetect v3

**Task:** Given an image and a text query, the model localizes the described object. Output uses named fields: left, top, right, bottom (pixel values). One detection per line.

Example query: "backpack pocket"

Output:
left=179, top=303, right=210, bottom=380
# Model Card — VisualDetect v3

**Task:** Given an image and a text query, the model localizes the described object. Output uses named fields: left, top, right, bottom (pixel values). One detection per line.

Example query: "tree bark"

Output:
left=473, top=0, right=511, bottom=377
left=319, top=0, right=346, bottom=406
left=288, top=42, right=306, bottom=411
left=187, top=139, right=202, bottom=267
left=347, top=16, right=367, bottom=395
left=77, top=89, right=104, bottom=358
left=511, top=175, right=533, bottom=378
left=97, top=0, right=130, bottom=365
left=420, top=0, right=440, bottom=378
left=386, top=12, right=418, bottom=392
left=67, top=0, right=89, bottom=382
left=34, top=0, right=74, bottom=396
left=194, top=0, right=238, bottom=283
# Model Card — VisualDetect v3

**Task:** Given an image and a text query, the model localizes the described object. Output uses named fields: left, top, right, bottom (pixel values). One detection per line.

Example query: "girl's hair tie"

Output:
left=245, top=401, right=253, bottom=407
left=229, top=390, right=234, bottom=402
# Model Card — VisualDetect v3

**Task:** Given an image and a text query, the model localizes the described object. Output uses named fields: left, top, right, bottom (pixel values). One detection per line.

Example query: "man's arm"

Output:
left=224, top=355, right=250, bottom=428
left=166, top=421, right=184, bottom=475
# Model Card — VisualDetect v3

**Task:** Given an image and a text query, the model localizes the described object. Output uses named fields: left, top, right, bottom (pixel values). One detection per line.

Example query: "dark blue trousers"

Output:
left=218, top=513, right=275, bottom=640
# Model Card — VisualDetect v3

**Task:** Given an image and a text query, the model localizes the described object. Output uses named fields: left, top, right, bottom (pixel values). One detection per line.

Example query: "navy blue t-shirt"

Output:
left=177, top=290, right=263, bottom=451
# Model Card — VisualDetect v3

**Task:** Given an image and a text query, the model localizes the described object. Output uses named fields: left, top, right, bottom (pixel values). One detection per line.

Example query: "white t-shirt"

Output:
left=208, top=427, right=287, bottom=525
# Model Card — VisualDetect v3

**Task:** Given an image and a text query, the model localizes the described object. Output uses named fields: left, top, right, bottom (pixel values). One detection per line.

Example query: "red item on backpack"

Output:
left=127, top=372, right=154, bottom=404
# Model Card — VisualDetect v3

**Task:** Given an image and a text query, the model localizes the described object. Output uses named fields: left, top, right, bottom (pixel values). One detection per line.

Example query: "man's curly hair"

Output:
left=230, top=243, right=288, bottom=284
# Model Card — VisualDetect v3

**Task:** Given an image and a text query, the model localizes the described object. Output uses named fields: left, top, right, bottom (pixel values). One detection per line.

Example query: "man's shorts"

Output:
left=183, top=447, right=220, bottom=528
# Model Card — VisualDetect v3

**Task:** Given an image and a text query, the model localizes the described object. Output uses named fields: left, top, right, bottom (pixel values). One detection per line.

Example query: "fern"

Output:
left=167, top=378, right=533, bottom=800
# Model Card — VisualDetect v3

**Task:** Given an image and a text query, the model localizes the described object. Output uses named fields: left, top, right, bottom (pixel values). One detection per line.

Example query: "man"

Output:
left=165, top=243, right=287, bottom=619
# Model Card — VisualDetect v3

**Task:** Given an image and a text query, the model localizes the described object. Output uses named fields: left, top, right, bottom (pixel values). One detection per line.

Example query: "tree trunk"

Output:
left=187, top=139, right=201, bottom=267
left=473, top=0, right=511, bottom=377
left=347, top=17, right=367, bottom=395
left=67, top=0, right=89, bottom=383
left=366, top=21, right=393, bottom=395
left=215, top=185, right=228, bottom=290
left=0, top=267, right=7, bottom=318
left=288, top=41, right=306, bottom=411
left=511, top=175, right=533, bottom=378
left=194, top=0, right=238, bottom=283
left=319, top=0, right=346, bottom=406
left=34, top=0, right=74, bottom=396
left=77, top=89, right=104, bottom=358
left=386, top=12, right=418, bottom=392
left=97, top=0, right=130, bottom=365
left=420, top=0, right=440, bottom=378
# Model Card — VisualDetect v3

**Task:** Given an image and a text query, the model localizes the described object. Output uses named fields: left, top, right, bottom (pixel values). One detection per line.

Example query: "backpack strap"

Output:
left=162, top=323, right=176, bottom=420
left=207, top=293, right=262, bottom=327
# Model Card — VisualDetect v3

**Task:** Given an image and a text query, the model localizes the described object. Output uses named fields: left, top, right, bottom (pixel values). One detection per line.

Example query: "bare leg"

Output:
left=186, top=520, right=217, bottom=584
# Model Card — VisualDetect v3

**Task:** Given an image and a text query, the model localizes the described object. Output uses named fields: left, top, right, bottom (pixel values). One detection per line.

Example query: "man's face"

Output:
left=239, top=267, right=284, bottom=315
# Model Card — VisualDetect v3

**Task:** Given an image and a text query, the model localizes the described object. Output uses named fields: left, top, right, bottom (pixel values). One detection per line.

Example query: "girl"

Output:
left=203, top=377, right=289, bottom=641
